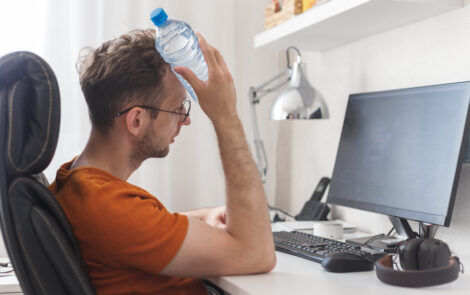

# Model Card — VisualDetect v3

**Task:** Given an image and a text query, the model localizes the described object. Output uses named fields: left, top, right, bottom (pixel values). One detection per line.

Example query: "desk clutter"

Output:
left=272, top=229, right=463, bottom=287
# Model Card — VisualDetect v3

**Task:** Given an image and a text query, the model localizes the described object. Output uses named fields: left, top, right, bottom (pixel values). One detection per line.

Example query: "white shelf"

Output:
left=254, top=0, right=464, bottom=51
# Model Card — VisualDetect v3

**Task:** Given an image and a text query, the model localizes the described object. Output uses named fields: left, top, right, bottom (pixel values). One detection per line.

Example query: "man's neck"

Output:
left=71, top=129, right=138, bottom=181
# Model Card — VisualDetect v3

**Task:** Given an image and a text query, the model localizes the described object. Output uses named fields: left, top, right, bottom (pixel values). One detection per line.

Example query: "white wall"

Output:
left=252, top=2, right=470, bottom=261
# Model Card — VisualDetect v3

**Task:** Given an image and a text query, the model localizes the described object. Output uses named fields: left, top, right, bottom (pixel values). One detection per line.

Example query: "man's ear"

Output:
left=125, top=108, right=145, bottom=136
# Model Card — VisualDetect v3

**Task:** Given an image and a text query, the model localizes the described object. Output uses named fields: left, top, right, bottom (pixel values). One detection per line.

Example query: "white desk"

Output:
left=0, top=276, right=21, bottom=294
left=0, top=257, right=21, bottom=294
left=209, top=251, right=469, bottom=295
left=1, top=224, right=468, bottom=295
left=208, top=223, right=470, bottom=295
left=2, top=256, right=469, bottom=295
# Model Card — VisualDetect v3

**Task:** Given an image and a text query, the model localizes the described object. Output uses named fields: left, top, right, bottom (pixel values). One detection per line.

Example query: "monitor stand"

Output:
left=345, top=216, right=435, bottom=253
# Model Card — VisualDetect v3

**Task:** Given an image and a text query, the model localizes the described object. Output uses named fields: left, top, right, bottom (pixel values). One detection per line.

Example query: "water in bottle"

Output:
left=150, top=8, right=208, bottom=102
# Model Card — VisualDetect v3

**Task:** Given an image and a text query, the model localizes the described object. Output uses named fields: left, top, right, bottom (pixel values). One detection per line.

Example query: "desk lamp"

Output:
left=249, top=47, right=329, bottom=182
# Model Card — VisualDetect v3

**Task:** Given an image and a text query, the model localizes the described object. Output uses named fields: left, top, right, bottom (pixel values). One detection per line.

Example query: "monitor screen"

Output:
left=327, top=82, right=470, bottom=226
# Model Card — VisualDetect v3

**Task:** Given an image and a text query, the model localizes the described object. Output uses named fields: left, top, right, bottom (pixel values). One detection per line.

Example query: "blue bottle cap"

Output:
left=150, top=8, right=168, bottom=26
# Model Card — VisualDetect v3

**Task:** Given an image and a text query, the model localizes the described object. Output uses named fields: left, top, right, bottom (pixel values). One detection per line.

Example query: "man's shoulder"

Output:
left=69, top=167, right=128, bottom=189
left=50, top=165, right=169, bottom=226
left=52, top=165, right=155, bottom=204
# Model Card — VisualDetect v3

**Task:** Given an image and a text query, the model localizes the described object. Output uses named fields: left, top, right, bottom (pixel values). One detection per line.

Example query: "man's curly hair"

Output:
left=77, top=29, right=169, bottom=134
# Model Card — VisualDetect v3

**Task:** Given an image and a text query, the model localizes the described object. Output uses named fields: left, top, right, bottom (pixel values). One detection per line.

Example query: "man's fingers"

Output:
left=197, top=33, right=218, bottom=72
left=173, top=66, right=202, bottom=91
left=214, top=49, right=226, bottom=69
left=214, top=49, right=232, bottom=82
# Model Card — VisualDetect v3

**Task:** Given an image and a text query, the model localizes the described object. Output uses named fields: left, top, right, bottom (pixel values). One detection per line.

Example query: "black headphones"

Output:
left=375, top=238, right=462, bottom=287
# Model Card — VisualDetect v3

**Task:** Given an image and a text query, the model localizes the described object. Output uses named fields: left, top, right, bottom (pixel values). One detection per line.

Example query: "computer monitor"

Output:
left=327, top=82, right=470, bottom=239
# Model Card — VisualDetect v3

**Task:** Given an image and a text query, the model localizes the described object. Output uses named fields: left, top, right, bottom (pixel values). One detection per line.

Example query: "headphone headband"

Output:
left=375, top=255, right=461, bottom=287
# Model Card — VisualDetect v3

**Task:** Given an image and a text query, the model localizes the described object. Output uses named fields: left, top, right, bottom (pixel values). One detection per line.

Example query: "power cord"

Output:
left=363, top=233, right=386, bottom=249
left=362, top=226, right=395, bottom=249
left=268, top=204, right=295, bottom=219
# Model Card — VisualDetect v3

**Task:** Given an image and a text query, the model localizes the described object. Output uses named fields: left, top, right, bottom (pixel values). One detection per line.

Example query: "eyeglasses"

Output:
left=115, top=99, right=191, bottom=123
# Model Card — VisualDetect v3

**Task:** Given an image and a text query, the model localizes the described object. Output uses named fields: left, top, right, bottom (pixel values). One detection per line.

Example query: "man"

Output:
left=49, top=28, right=276, bottom=295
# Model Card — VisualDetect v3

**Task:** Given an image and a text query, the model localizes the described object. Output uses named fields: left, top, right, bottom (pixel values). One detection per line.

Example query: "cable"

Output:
left=362, top=226, right=395, bottom=250
left=363, top=233, right=385, bottom=249
left=420, top=222, right=426, bottom=238
left=267, top=204, right=295, bottom=218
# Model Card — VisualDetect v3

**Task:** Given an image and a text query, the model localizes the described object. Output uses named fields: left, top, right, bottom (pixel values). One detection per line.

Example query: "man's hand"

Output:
left=174, top=33, right=237, bottom=126
left=205, top=206, right=226, bottom=229
left=180, top=206, right=226, bottom=229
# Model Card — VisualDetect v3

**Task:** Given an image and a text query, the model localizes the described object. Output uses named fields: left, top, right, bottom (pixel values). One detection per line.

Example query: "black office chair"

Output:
left=0, top=51, right=96, bottom=294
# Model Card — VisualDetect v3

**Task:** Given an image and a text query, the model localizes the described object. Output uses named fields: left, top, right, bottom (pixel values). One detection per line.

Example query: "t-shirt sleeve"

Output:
left=79, top=182, right=189, bottom=274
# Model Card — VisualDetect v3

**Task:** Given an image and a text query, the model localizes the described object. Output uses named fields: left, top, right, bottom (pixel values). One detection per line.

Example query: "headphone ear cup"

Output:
left=417, top=239, right=451, bottom=270
left=399, top=239, right=423, bottom=270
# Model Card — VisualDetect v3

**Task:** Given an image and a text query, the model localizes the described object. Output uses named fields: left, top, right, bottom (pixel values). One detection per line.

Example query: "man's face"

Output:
left=132, top=71, right=191, bottom=162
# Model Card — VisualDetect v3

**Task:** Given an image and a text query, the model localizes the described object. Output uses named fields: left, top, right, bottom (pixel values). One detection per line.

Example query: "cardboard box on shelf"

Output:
left=264, top=0, right=303, bottom=30
left=302, top=0, right=316, bottom=12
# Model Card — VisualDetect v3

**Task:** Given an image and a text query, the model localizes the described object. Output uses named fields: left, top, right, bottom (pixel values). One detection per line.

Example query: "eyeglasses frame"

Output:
left=115, top=99, right=191, bottom=123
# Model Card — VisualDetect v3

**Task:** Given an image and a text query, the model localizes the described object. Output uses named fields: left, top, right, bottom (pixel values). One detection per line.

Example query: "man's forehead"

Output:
left=160, top=89, right=187, bottom=106
left=161, top=72, right=188, bottom=106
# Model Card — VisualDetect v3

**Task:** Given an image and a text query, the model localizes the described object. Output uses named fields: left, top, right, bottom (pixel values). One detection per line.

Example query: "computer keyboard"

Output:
left=273, top=231, right=385, bottom=264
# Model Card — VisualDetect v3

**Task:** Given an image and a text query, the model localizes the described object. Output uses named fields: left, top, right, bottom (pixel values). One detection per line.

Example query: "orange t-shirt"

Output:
left=49, top=159, right=206, bottom=295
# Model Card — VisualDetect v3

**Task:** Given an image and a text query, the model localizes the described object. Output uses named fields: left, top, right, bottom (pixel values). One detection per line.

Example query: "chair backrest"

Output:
left=0, top=51, right=96, bottom=295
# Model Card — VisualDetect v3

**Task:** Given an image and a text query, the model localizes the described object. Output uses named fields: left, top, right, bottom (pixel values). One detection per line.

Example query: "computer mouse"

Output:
left=321, top=252, right=375, bottom=273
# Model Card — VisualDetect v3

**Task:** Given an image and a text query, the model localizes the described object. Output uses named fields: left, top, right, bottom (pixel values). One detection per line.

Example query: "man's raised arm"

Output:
left=160, top=34, right=276, bottom=278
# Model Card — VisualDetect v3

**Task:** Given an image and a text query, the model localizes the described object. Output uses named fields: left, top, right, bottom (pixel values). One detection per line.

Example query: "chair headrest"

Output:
left=0, top=51, right=60, bottom=177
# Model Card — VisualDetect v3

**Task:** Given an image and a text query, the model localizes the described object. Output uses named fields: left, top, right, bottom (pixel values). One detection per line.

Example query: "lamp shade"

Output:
left=270, top=61, right=329, bottom=120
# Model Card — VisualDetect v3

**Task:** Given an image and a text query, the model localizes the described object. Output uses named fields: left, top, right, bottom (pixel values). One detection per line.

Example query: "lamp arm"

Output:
left=250, top=99, right=268, bottom=182
left=250, top=69, right=291, bottom=104
left=249, top=68, right=291, bottom=182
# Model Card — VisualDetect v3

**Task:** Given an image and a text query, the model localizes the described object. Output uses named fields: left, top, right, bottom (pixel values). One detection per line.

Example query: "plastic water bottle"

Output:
left=150, top=8, right=208, bottom=102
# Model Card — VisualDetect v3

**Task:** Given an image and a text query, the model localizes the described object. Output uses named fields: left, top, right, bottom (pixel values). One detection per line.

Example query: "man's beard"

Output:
left=130, top=124, right=169, bottom=168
